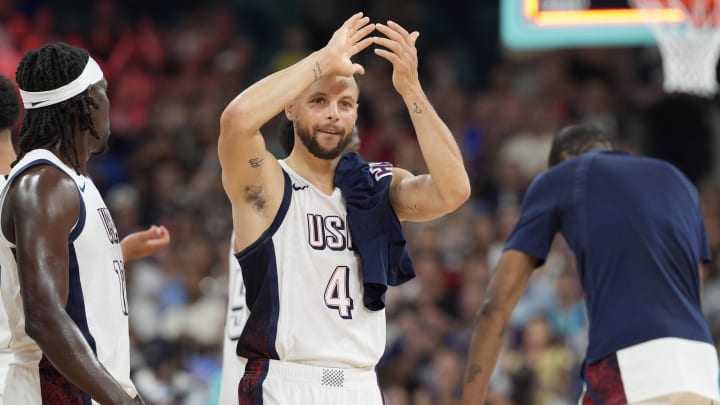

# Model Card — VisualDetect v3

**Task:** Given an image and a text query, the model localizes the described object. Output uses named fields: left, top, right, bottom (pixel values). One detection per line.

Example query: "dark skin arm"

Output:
left=3, top=166, right=142, bottom=405
left=461, top=249, right=537, bottom=405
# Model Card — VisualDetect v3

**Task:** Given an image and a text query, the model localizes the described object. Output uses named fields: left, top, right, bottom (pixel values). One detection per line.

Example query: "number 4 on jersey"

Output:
left=324, top=266, right=354, bottom=319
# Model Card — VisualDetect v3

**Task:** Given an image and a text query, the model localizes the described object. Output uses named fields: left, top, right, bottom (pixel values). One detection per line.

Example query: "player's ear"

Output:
left=559, top=151, right=572, bottom=163
left=284, top=104, right=295, bottom=121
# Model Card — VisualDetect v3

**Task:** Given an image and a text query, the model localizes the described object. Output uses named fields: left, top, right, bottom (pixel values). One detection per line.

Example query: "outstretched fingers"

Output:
left=373, top=47, right=398, bottom=64
left=371, top=20, right=420, bottom=92
left=376, top=22, right=409, bottom=46
left=349, top=14, right=371, bottom=30
left=372, top=24, right=418, bottom=64
left=351, top=22, right=376, bottom=44
left=346, top=13, right=375, bottom=58
left=387, top=20, right=412, bottom=41
left=344, top=12, right=366, bottom=29
left=373, top=36, right=403, bottom=56
left=351, top=36, right=375, bottom=57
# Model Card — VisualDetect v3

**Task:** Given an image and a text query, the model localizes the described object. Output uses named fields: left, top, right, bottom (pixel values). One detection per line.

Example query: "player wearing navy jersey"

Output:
left=218, top=13, right=470, bottom=405
left=0, top=43, right=153, bottom=405
left=461, top=124, right=719, bottom=405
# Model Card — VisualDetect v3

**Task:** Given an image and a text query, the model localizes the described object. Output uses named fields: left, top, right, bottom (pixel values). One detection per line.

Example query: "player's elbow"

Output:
left=24, top=306, right=59, bottom=345
left=220, top=99, right=255, bottom=138
left=441, top=175, right=471, bottom=213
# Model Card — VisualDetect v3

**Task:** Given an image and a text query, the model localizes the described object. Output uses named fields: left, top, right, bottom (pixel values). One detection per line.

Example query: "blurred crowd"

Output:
left=1, top=0, right=720, bottom=404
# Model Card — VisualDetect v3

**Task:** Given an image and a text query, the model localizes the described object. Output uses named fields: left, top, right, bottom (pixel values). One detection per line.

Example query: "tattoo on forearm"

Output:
left=466, top=364, right=483, bottom=383
left=313, top=62, right=322, bottom=81
left=249, top=158, right=263, bottom=168
left=412, top=102, right=422, bottom=114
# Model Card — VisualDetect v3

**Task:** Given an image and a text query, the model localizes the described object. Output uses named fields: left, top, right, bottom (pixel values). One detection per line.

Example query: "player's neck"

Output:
left=44, top=143, right=88, bottom=175
left=66, top=129, right=91, bottom=175
left=285, top=150, right=339, bottom=195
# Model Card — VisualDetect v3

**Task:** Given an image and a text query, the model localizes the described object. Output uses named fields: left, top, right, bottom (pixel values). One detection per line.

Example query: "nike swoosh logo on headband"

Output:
left=30, top=100, right=49, bottom=106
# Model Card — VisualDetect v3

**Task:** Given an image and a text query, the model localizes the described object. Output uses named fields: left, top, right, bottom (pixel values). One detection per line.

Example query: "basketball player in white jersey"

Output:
left=0, top=43, right=148, bottom=405
left=218, top=233, right=249, bottom=405
left=0, top=73, right=170, bottom=405
left=217, top=125, right=360, bottom=404
left=218, top=13, right=470, bottom=404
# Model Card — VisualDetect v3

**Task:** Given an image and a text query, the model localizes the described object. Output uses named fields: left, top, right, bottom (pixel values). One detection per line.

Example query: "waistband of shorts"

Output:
left=247, top=359, right=378, bottom=386
left=13, top=349, right=42, bottom=364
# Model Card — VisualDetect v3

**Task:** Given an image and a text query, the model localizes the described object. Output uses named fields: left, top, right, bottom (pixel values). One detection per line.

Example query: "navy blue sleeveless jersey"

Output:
left=506, top=151, right=712, bottom=363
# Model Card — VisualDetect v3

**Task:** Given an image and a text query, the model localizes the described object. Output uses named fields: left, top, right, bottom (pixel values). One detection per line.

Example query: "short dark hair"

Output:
left=14, top=43, right=100, bottom=172
left=548, top=124, right=613, bottom=167
left=0, top=75, right=20, bottom=130
left=279, top=116, right=294, bottom=157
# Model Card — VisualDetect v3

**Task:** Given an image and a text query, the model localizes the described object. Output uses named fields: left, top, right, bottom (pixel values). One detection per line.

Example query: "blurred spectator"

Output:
left=3, top=1, right=717, bottom=403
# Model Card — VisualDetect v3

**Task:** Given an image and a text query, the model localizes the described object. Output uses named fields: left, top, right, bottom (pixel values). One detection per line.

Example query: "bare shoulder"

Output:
left=3, top=165, right=80, bottom=243
left=8, top=165, right=79, bottom=209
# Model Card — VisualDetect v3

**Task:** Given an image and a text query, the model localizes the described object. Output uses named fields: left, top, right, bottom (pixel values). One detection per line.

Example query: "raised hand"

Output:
left=321, top=12, right=376, bottom=77
left=120, top=225, right=170, bottom=262
left=372, top=21, right=421, bottom=95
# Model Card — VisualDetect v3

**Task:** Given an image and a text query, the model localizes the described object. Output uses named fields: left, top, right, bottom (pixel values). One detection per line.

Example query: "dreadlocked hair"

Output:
left=0, top=75, right=20, bottom=130
left=14, top=43, right=99, bottom=172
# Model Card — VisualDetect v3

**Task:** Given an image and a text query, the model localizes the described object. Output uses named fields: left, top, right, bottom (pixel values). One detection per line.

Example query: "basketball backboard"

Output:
left=501, top=0, right=686, bottom=49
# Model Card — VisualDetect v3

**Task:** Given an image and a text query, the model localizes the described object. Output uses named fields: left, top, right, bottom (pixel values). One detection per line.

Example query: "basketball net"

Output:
left=633, top=0, right=720, bottom=97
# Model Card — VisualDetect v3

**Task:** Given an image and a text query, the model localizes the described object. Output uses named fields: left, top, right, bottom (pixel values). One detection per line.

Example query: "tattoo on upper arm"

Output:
left=412, top=102, right=422, bottom=114
left=313, top=62, right=322, bottom=81
left=249, top=158, right=263, bottom=168
left=465, top=364, right=483, bottom=383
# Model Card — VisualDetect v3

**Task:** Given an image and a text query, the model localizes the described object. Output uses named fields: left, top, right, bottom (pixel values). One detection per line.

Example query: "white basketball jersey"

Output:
left=0, top=149, right=136, bottom=404
left=234, top=161, right=386, bottom=369
left=219, top=232, right=248, bottom=405
left=0, top=175, right=10, bottom=405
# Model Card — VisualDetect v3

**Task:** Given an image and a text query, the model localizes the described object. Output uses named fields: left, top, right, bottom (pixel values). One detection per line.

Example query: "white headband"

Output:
left=20, top=56, right=104, bottom=109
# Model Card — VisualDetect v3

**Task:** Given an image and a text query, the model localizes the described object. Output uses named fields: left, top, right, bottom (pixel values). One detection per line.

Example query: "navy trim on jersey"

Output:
left=68, top=196, right=86, bottom=242
left=233, top=171, right=291, bottom=361
left=4, top=158, right=86, bottom=241
left=67, top=244, right=96, bottom=404
left=67, top=243, right=97, bottom=355
left=4, top=158, right=57, bottom=188
left=37, top=244, right=95, bottom=405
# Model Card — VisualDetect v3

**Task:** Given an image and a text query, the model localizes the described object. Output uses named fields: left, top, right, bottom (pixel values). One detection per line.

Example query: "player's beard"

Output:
left=296, top=123, right=352, bottom=160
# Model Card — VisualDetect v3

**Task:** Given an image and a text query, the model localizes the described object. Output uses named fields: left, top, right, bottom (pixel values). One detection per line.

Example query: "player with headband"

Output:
left=0, top=43, right=147, bottom=405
